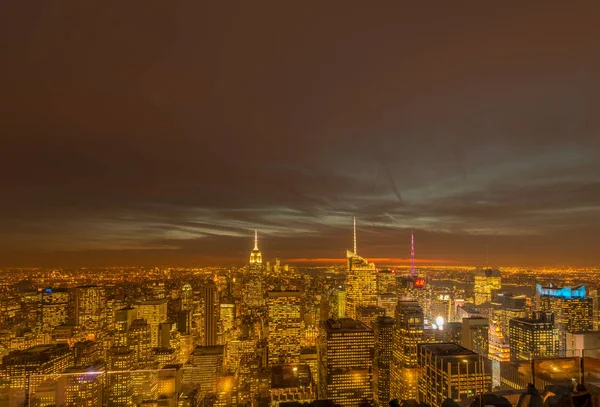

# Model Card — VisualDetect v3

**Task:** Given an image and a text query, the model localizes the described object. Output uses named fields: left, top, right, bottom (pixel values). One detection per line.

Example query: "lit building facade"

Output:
left=267, top=291, right=302, bottom=366
left=183, top=345, right=225, bottom=396
left=332, top=287, right=347, bottom=320
left=390, top=300, right=424, bottom=401
left=373, top=316, right=394, bottom=407
left=61, top=366, right=103, bottom=407
left=75, top=285, right=106, bottom=332
left=509, top=311, right=557, bottom=361
left=107, top=346, right=134, bottom=407
left=376, top=269, right=398, bottom=295
left=135, top=299, right=168, bottom=348
left=249, top=230, right=263, bottom=265
left=204, top=280, right=219, bottom=346
left=536, top=283, right=594, bottom=350
left=461, top=317, right=489, bottom=356
left=417, top=343, right=491, bottom=407
left=473, top=269, right=501, bottom=306
left=344, top=218, right=377, bottom=320
left=318, top=318, right=375, bottom=407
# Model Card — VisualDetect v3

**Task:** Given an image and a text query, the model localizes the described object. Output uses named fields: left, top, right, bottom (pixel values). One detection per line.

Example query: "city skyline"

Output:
left=1, top=3, right=600, bottom=267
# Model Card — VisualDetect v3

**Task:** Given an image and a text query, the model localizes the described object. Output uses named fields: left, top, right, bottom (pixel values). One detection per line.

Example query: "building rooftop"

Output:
left=418, top=342, right=478, bottom=357
left=323, top=318, right=372, bottom=332
left=271, top=364, right=311, bottom=389
left=191, top=345, right=224, bottom=355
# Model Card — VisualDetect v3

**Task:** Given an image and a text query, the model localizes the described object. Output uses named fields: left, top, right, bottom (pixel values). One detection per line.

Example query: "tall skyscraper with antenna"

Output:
left=345, top=217, right=377, bottom=319
left=410, top=229, right=416, bottom=277
left=249, top=230, right=262, bottom=265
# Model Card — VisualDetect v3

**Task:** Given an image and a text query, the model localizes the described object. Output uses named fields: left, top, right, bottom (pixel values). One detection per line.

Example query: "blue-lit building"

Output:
left=536, top=283, right=593, bottom=352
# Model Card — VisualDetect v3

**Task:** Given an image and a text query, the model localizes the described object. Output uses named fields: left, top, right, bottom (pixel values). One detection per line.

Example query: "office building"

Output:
left=373, top=316, right=394, bottom=407
left=127, top=318, right=153, bottom=367
left=107, top=346, right=134, bottom=407
left=332, top=287, right=346, bottom=320
left=376, top=269, right=397, bottom=295
left=490, top=293, right=527, bottom=339
left=377, top=293, right=397, bottom=317
left=390, top=300, right=424, bottom=401
left=461, top=317, right=489, bottom=356
left=135, top=299, right=168, bottom=348
left=345, top=218, right=377, bottom=319
left=75, top=285, right=106, bottom=332
left=40, top=288, right=70, bottom=333
left=488, top=324, right=510, bottom=363
left=318, top=318, right=374, bottom=406
left=417, top=343, right=491, bottom=407
left=204, top=280, right=219, bottom=346
left=183, top=345, right=224, bottom=396
left=509, top=311, right=557, bottom=361
left=473, top=269, right=501, bottom=306
left=181, top=283, right=194, bottom=311
left=536, top=283, right=594, bottom=350
left=61, top=366, right=103, bottom=407
left=267, top=291, right=302, bottom=366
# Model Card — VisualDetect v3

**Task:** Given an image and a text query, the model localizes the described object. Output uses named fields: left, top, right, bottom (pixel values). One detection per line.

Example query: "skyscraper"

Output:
left=249, top=230, right=263, bottom=266
left=127, top=318, right=153, bottom=368
left=345, top=218, right=377, bottom=319
left=107, top=346, right=134, bottom=407
left=318, top=318, right=375, bottom=406
left=332, top=287, right=346, bottom=320
left=75, top=286, right=106, bottom=333
left=204, top=280, right=218, bottom=346
left=135, top=299, right=168, bottom=348
left=473, top=269, right=501, bottom=305
left=181, top=283, right=194, bottom=312
left=373, top=316, right=394, bottom=407
left=267, top=291, right=302, bottom=366
left=390, top=300, right=424, bottom=401
left=40, top=288, right=69, bottom=333
left=509, top=311, right=557, bottom=361
left=376, top=269, right=397, bottom=295
left=536, top=283, right=594, bottom=350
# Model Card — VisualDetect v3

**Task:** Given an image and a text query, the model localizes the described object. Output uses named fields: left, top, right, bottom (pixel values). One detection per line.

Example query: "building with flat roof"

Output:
left=509, top=311, right=557, bottom=361
left=417, top=343, right=491, bottom=407
left=318, top=318, right=374, bottom=406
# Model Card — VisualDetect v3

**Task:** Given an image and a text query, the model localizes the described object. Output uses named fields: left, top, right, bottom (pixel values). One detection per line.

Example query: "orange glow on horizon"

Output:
left=285, top=257, right=456, bottom=265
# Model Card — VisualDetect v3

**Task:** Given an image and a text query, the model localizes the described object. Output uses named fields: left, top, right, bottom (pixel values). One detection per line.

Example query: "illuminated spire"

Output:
left=353, top=216, right=357, bottom=255
left=254, top=229, right=258, bottom=250
left=410, top=229, right=415, bottom=277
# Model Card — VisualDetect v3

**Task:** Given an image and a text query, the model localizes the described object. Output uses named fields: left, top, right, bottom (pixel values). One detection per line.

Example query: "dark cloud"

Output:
left=1, top=2, right=599, bottom=266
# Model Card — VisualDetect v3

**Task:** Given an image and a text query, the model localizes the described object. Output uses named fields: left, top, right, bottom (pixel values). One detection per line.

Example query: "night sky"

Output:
left=1, top=3, right=600, bottom=267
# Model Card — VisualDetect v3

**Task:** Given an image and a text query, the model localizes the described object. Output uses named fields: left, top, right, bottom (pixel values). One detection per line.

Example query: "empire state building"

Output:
left=249, top=230, right=263, bottom=265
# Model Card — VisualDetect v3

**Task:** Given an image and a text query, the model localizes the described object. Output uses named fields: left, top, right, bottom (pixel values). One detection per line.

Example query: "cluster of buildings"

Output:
left=0, top=221, right=599, bottom=407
